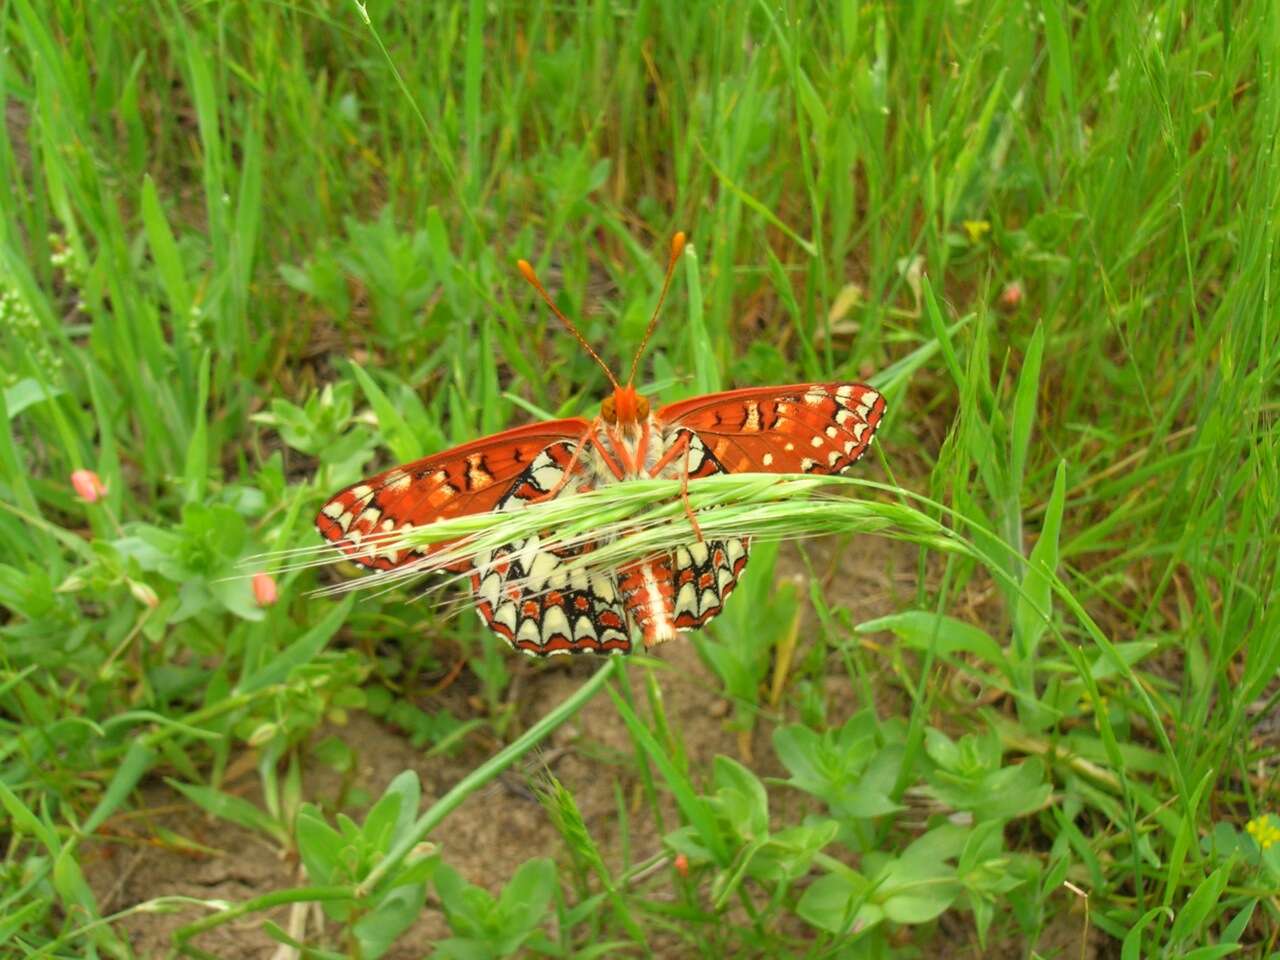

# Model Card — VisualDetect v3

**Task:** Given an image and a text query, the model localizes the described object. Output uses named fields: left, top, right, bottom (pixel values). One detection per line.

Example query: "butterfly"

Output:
left=316, top=233, right=886, bottom=656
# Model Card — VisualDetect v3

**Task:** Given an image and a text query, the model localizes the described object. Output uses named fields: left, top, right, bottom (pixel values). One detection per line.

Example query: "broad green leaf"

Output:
left=857, top=611, right=1010, bottom=677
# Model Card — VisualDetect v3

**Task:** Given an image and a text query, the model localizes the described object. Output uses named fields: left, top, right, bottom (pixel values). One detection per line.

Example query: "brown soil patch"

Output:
left=81, top=533, right=1054, bottom=957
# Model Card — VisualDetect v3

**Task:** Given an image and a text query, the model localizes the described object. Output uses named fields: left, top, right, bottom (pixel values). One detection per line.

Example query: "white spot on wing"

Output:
left=526, top=551, right=560, bottom=592
left=591, top=574, right=617, bottom=603
left=542, top=605, right=570, bottom=643
left=494, top=602, right=517, bottom=633
left=514, top=534, right=542, bottom=574
left=517, top=618, right=540, bottom=644
left=717, top=565, right=736, bottom=592
left=676, top=582, right=697, bottom=616
left=532, top=464, right=564, bottom=491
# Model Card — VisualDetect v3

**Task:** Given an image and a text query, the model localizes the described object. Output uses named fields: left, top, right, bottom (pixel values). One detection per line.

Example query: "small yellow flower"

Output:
left=1246, top=815, right=1280, bottom=850
left=962, top=219, right=991, bottom=243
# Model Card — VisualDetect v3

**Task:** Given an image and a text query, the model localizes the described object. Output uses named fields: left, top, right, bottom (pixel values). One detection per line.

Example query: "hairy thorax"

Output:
left=587, top=415, right=714, bottom=484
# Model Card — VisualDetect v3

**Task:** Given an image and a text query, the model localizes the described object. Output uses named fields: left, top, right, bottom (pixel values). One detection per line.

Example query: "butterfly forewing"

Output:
left=315, top=418, right=589, bottom=571
left=658, top=382, right=885, bottom=476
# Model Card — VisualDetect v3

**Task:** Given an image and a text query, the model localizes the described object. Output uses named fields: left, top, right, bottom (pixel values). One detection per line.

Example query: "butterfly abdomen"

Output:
left=617, top=557, right=678, bottom=647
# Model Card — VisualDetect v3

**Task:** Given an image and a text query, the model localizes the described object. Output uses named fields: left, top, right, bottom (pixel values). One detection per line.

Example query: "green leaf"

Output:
left=1010, top=322, right=1044, bottom=495
left=796, top=870, right=876, bottom=936
left=365, top=770, right=421, bottom=852
left=182, top=350, right=211, bottom=503
left=498, top=857, right=555, bottom=934
left=140, top=173, right=192, bottom=318
left=857, top=611, right=1010, bottom=678
left=712, top=755, right=769, bottom=841
left=354, top=878, right=431, bottom=959
left=350, top=361, right=425, bottom=464
left=874, top=825, right=965, bottom=924
left=1122, top=906, right=1174, bottom=960
left=295, top=807, right=343, bottom=876
left=167, top=780, right=286, bottom=844
left=1014, top=459, right=1067, bottom=660
left=236, top=594, right=352, bottom=694
left=1169, top=862, right=1233, bottom=946
left=3, top=378, right=64, bottom=419
left=82, top=739, right=156, bottom=835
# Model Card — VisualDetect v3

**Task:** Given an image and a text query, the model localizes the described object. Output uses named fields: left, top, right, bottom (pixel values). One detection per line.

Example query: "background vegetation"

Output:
left=2, top=0, right=1277, bottom=956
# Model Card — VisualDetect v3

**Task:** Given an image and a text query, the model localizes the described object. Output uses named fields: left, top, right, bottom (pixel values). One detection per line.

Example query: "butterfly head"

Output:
left=601, top=385, right=650, bottom=428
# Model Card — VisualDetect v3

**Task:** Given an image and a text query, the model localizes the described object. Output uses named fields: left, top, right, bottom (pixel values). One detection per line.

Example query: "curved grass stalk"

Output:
left=355, top=656, right=619, bottom=897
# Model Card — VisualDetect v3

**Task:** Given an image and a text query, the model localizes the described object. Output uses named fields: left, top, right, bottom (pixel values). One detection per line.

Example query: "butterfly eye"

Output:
left=635, top=395, right=650, bottom=419
left=601, top=396, right=616, bottom=423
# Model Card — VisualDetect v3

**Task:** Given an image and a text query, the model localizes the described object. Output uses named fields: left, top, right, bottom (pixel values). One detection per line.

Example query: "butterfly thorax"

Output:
left=588, top=414, right=671, bottom=482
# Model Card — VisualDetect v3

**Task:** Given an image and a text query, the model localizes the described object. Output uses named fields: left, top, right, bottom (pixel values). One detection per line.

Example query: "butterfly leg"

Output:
left=589, top=427, right=628, bottom=480
left=680, top=441, right=705, bottom=542
left=529, top=434, right=592, bottom=504
left=649, top=432, right=705, bottom=542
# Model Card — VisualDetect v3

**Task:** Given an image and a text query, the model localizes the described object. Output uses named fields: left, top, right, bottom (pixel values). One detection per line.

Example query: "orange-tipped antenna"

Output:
left=517, top=258, right=620, bottom=389
left=626, top=231, right=687, bottom=386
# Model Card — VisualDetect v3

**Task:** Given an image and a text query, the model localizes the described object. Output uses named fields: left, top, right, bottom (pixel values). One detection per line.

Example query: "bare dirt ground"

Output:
left=85, top=639, right=749, bottom=957
left=82, top=534, right=1095, bottom=958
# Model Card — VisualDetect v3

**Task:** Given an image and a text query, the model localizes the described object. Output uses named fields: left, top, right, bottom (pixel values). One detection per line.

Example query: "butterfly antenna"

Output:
left=627, top=231, right=686, bottom=386
left=517, top=258, right=620, bottom=389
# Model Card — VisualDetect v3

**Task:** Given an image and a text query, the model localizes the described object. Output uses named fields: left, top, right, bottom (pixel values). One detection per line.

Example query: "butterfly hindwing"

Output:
left=648, top=428, right=752, bottom=633
left=470, top=440, right=633, bottom=655
left=671, top=538, right=751, bottom=630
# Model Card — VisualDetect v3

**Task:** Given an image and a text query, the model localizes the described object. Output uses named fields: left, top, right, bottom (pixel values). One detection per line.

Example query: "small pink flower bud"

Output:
left=674, top=853, right=689, bottom=878
left=71, top=469, right=106, bottom=503
left=999, top=280, right=1025, bottom=310
left=252, top=572, right=279, bottom=606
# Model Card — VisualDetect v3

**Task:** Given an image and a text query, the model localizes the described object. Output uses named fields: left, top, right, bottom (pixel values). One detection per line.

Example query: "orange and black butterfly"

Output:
left=317, top=234, right=886, bottom=656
